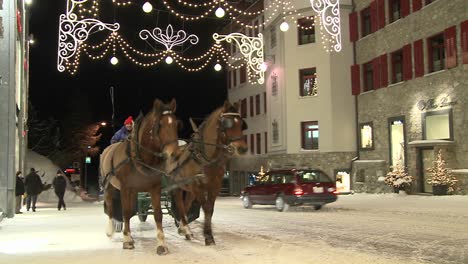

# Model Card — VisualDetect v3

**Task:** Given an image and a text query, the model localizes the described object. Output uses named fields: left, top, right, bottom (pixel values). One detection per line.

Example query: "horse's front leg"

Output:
left=150, top=188, right=169, bottom=255
left=199, top=191, right=217, bottom=246
left=174, top=190, right=193, bottom=240
left=121, top=188, right=136, bottom=249
left=104, top=185, right=115, bottom=237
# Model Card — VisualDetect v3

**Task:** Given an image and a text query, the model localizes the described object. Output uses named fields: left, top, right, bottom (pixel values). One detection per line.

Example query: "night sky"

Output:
left=28, top=0, right=230, bottom=140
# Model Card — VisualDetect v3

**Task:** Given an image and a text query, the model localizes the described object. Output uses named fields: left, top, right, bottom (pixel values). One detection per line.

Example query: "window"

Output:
left=256, top=133, right=261, bottom=154
left=391, top=49, right=403, bottom=83
left=270, top=26, right=276, bottom=48
left=425, top=0, right=436, bottom=4
left=250, top=134, right=255, bottom=154
left=428, top=33, right=445, bottom=73
left=389, top=0, right=401, bottom=23
left=363, top=62, right=374, bottom=91
left=241, top=99, right=247, bottom=119
left=264, top=132, right=268, bottom=153
left=299, top=68, right=317, bottom=97
left=255, top=94, right=260, bottom=115
left=422, top=109, right=453, bottom=140
left=388, top=117, right=406, bottom=166
left=263, top=92, right=267, bottom=113
left=271, top=73, right=278, bottom=96
left=361, top=7, right=372, bottom=37
left=359, top=122, right=374, bottom=150
left=297, top=17, right=315, bottom=45
left=240, top=66, right=247, bottom=84
left=249, top=96, right=254, bottom=117
left=301, top=121, right=319, bottom=150
left=272, top=119, right=279, bottom=144
left=233, top=70, right=237, bottom=87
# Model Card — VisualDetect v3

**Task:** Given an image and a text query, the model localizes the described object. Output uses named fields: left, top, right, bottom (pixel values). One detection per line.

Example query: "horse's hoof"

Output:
left=156, top=246, right=169, bottom=255
left=106, top=232, right=113, bottom=238
left=205, top=238, right=216, bottom=246
left=185, top=234, right=193, bottom=240
left=123, top=242, right=135, bottom=249
left=177, top=228, right=184, bottom=235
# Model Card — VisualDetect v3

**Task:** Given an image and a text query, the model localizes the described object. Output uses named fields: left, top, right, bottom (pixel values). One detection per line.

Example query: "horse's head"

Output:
left=218, top=100, right=248, bottom=156
left=152, top=98, right=180, bottom=159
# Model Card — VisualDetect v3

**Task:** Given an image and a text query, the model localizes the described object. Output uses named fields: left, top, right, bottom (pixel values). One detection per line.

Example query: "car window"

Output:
left=298, top=171, right=332, bottom=183
left=258, top=174, right=271, bottom=184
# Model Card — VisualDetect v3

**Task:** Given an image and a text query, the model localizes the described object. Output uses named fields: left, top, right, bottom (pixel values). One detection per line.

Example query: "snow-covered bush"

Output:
left=427, top=150, right=458, bottom=193
left=384, top=161, right=414, bottom=189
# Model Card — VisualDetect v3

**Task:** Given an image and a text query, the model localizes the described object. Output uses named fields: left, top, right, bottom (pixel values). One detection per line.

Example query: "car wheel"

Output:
left=275, top=195, right=289, bottom=212
left=313, top=205, right=322, bottom=210
left=242, top=194, right=253, bottom=209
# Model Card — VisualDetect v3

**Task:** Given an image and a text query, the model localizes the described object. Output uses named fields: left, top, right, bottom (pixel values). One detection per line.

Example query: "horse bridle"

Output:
left=151, top=110, right=179, bottom=152
left=218, top=112, right=247, bottom=145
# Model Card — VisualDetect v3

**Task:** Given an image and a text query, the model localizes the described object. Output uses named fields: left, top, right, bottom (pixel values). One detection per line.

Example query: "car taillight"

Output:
left=294, top=188, right=304, bottom=196
left=328, top=187, right=337, bottom=194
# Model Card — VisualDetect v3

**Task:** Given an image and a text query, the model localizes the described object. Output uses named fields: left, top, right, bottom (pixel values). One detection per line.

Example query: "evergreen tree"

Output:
left=427, top=150, right=458, bottom=193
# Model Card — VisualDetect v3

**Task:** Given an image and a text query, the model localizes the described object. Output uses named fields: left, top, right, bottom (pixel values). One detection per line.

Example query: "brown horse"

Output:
left=169, top=100, right=248, bottom=245
left=100, top=98, right=179, bottom=254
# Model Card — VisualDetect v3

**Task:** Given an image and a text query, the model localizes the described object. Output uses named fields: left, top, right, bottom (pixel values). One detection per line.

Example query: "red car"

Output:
left=241, top=168, right=338, bottom=211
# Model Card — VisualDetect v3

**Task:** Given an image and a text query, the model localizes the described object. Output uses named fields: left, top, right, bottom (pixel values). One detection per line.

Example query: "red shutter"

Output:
left=402, top=44, right=413, bottom=80
left=378, top=0, right=385, bottom=29
left=349, top=12, right=358, bottom=42
left=380, top=54, right=388, bottom=87
left=412, top=0, right=422, bottom=12
left=372, top=57, right=381, bottom=89
left=445, top=26, right=457, bottom=69
left=401, top=0, right=410, bottom=18
left=370, top=1, right=378, bottom=33
left=414, top=39, right=424, bottom=77
left=351, top=64, right=361, bottom=95
left=462, top=20, right=468, bottom=64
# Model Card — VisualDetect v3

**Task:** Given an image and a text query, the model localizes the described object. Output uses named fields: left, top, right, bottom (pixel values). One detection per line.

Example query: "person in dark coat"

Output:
left=15, top=171, right=25, bottom=214
left=53, top=170, right=67, bottom=210
left=110, top=116, right=133, bottom=144
left=24, top=168, right=43, bottom=212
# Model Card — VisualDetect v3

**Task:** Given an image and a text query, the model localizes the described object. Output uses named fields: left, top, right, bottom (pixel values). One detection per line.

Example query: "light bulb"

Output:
left=110, top=56, right=119, bottom=65
left=142, top=2, right=153, bottom=13
left=25, top=0, right=32, bottom=5
left=215, top=7, right=225, bottom=18
left=260, top=62, right=268, bottom=72
left=165, top=56, right=173, bottom=64
left=214, top=63, right=222, bottom=71
left=280, top=21, right=289, bottom=32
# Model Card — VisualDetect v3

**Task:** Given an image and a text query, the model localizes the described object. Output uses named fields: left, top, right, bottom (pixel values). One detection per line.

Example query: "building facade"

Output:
left=0, top=0, right=29, bottom=218
left=227, top=0, right=357, bottom=195
left=350, top=0, right=468, bottom=194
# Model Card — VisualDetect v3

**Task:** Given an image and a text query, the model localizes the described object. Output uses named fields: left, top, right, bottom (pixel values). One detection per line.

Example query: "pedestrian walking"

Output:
left=15, top=171, right=25, bottom=214
left=24, top=168, right=43, bottom=212
left=53, top=170, right=67, bottom=210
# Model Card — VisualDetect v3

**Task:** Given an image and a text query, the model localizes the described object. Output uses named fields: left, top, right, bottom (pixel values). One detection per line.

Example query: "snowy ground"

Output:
left=1, top=194, right=467, bottom=264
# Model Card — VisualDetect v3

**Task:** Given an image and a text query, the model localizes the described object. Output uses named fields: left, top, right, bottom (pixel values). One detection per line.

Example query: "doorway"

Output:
left=419, top=148, right=434, bottom=193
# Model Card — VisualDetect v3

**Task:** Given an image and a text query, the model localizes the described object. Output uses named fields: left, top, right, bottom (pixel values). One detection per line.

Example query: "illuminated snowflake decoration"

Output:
left=310, top=0, right=342, bottom=52
left=139, top=24, right=199, bottom=51
left=57, top=0, right=120, bottom=72
left=213, top=33, right=264, bottom=84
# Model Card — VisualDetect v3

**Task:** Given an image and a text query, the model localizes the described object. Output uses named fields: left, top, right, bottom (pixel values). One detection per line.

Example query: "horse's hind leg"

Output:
left=104, top=185, right=115, bottom=237
left=121, top=188, right=136, bottom=249
left=150, top=187, right=169, bottom=255
left=174, top=190, right=193, bottom=240
left=200, top=192, right=217, bottom=246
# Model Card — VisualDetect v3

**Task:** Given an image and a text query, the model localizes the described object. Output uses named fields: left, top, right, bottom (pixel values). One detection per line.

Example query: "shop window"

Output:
left=391, top=49, right=403, bottom=83
left=301, top=121, right=319, bottom=150
left=335, top=170, right=351, bottom=194
left=361, top=7, right=372, bottom=37
left=388, top=117, right=405, bottom=166
left=359, top=122, right=374, bottom=150
left=427, top=33, right=445, bottom=73
left=299, top=68, right=317, bottom=97
left=389, top=0, right=401, bottom=23
left=363, top=62, right=374, bottom=92
left=422, top=109, right=453, bottom=140
left=297, top=17, right=315, bottom=45
left=270, top=26, right=276, bottom=48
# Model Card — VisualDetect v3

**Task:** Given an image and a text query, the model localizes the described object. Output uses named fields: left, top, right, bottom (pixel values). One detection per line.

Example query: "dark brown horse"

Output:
left=100, top=98, right=179, bottom=254
left=169, top=100, right=248, bottom=245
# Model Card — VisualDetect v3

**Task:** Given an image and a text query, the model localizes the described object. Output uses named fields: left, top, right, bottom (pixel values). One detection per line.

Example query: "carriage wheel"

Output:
left=138, top=214, right=147, bottom=222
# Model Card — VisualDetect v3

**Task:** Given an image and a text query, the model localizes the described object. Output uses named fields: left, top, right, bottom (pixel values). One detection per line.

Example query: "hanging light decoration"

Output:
left=309, top=0, right=342, bottom=52
left=280, top=21, right=289, bottom=32
left=214, top=63, right=222, bottom=71
left=142, top=2, right=153, bottom=13
left=165, top=56, right=173, bottom=64
left=215, top=6, right=225, bottom=18
left=110, top=56, right=119, bottom=65
left=260, top=62, right=268, bottom=72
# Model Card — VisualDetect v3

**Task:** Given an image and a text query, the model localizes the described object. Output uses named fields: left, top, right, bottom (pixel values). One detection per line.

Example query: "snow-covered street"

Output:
left=1, top=194, right=467, bottom=264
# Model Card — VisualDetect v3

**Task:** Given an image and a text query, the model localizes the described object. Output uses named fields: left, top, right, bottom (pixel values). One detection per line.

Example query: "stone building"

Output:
left=350, top=0, right=468, bottom=194
left=226, top=0, right=357, bottom=195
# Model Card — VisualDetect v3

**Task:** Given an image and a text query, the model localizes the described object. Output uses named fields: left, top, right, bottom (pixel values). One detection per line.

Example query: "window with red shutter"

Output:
left=402, top=44, right=412, bottom=80
left=349, top=12, right=358, bottom=42
left=391, top=49, right=403, bottom=83
left=414, top=39, right=424, bottom=77
left=378, top=0, right=385, bottom=29
left=389, top=0, right=401, bottom=23
left=351, top=64, right=361, bottom=95
left=427, top=33, right=445, bottom=73
left=363, top=62, right=374, bottom=91
left=380, top=54, right=388, bottom=87
left=444, top=26, right=457, bottom=69
left=361, top=7, right=372, bottom=37
left=373, top=57, right=381, bottom=89
left=462, top=20, right=468, bottom=64
left=412, top=0, right=422, bottom=11
left=400, top=0, right=410, bottom=18
left=370, top=1, right=378, bottom=33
